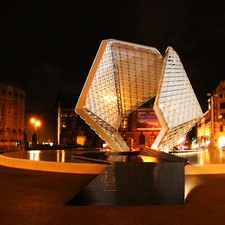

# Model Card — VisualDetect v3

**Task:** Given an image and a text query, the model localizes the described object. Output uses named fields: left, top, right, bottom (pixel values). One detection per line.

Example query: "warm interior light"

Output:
left=77, top=136, right=86, bottom=146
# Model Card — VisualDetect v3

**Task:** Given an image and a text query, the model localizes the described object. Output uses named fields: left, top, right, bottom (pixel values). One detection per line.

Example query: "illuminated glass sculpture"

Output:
left=75, top=39, right=203, bottom=152
left=152, top=47, right=203, bottom=152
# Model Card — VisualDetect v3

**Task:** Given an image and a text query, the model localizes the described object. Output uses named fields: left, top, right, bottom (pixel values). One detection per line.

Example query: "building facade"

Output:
left=0, top=83, right=25, bottom=151
left=55, top=93, right=169, bottom=149
left=54, top=94, right=104, bottom=148
left=54, top=94, right=162, bottom=149
left=197, top=80, right=225, bottom=148
left=119, top=99, right=161, bottom=149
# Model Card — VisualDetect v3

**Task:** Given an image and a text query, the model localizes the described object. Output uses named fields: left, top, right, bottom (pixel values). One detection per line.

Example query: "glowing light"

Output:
left=140, top=156, right=158, bottom=162
left=29, top=150, right=41, bottom=161
left=103, top=94, right=117, bottom=103
left=30, top=118, right=41, bottom=130
left=57, top=150, right=65, bottom=162
left=178, top=137, right=185, bottom=144
left=77, top=136, right=86, bottom=146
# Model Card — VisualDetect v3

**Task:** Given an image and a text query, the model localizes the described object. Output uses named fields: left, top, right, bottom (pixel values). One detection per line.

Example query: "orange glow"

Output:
left=139, top=156, right=158, bottom=162
left=77, top=136, right=86, bottom=146
left=35, top=121, right=41, bottom=127
left=30, top=118, right=41, bottom=130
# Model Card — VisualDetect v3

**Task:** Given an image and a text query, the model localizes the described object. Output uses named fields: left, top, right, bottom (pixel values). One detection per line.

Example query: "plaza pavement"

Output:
left=1, top=165, right=225, bottom=225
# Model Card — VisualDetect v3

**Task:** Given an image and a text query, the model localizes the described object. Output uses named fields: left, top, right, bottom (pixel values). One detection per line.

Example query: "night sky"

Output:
left=1, top=0, right=225, bottom=112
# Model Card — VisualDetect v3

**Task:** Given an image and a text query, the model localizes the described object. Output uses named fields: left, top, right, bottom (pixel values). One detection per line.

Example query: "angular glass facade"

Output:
left=75, top=39, right=203, bottom=152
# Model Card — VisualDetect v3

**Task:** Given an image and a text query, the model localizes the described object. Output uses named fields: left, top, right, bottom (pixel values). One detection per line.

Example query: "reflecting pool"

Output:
left=172, top=149, right=225, bottom=165
left=2, top=149, right=225, bottom=165
left=1, top=149, right=109, bottom=163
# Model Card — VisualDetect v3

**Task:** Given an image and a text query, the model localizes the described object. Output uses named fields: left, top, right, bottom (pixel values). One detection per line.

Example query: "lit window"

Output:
left=120, top=117, right=129, bottom=129
left=61, top=117, right=67, bottom=128
left=221, top=113, right=225, bottom=120
left=61, top=112, right=68, bottom=117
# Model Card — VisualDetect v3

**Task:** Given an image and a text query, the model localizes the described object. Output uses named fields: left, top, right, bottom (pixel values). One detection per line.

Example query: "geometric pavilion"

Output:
left=75, top=39, right=203, bottom=152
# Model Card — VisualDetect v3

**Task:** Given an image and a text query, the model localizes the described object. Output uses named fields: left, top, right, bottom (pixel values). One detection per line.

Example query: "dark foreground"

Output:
left=0, top=165, right=225, bottom=225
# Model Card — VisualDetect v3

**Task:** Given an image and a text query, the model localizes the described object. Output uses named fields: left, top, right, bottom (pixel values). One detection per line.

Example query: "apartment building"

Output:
left=0, top=83, right=25, bottom=151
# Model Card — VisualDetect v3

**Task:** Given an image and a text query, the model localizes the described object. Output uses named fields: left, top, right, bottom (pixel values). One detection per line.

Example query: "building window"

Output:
left=69, top=112, right=77, bottom=117
left=220, top=102, right=225, bottom=109
left=220, top=94, right=223, bottom=98
left=61, top=117, right=67, bottom=128
left=220, top=125, right=223, bottom=132
left=139, top=132, right=145, bottom=144
left=149, top=133, right=156, bottom=146
left=12, top=129, right=17, bottom=134
left=221, top=113, right=225, bottom=121
left=120, top=117, right=129, bottom=129
left=71, top=118, right=77, bottom=129
left=61, top=112, right=68, bottom=117
left=137, top=108, right=160, bottom=130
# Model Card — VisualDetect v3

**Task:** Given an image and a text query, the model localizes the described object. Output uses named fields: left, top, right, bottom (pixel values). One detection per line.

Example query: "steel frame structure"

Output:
left=75, top=39, right=203, bottom=152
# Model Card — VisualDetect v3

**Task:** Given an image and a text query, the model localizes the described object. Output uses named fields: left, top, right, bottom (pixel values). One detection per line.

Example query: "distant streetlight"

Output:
left=30, top=118, right=41, bottom=144
left=30, top=118, right=41, bottom=131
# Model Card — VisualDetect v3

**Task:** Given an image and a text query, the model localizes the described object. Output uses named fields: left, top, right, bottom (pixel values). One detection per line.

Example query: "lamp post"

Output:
left=30, top=118, right=41, bottom=144
left=207, top=93, right=215, bottom=143
left=30, top=118, right=41, bottom=131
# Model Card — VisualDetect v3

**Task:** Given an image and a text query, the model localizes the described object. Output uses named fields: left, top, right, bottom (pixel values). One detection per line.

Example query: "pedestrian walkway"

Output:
left=1, top=165, right=225, bottom=225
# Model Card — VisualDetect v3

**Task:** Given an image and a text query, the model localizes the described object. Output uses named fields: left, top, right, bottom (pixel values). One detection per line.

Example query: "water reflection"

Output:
left=4, top=149, right=225, bottom=165
left=2, top=150, right=79, bottom=163
left=28, top=150, right=41, bottom=161
left=56, top=150, right=65, bottom=162
left=172, top=149, right=225, bottom=165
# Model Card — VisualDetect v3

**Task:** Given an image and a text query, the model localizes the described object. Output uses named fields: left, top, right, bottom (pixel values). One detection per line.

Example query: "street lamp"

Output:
left=30, top=118, right=41, bottom=144
left=30, top=118, right=41, bottom=131
left=207, top=93, right=216, bottom=144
